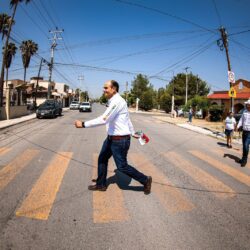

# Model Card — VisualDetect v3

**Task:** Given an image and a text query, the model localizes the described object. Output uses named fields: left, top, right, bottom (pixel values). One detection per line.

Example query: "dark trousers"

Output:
left=96, top=136, right=148, bottom=187
left=242, top=131, right=250, bottom=162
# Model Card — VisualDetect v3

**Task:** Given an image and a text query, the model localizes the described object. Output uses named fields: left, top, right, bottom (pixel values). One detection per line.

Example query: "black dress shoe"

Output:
left=144, top=176, right=152, bottom=195
left=88, top=184, right=107, bottom=191
left=238, top=159, right=247, bottom=167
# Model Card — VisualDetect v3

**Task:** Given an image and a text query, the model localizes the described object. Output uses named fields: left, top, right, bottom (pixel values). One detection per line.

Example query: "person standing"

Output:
left=236, top=99, right=250, bottom=167
left=75, top=80, right=152, bottom=194
left=188, top=107, right=193, bottom=123
left=224, top=112, right=236, bottom=148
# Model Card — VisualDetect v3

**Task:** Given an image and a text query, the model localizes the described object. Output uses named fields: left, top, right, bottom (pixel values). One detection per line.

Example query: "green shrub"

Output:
left=209, top=105, right=223, bottom=121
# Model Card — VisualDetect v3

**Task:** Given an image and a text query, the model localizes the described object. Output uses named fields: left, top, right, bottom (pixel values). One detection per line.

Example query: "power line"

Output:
left=212, top=0, right=222, bottom=26
left=115, top=0, right=217, bottom=34
left=19, top=4, right=49, bottom=39
left=38, top=0, right=58, bottom=28
left=150, top=37, right=216, bottom=77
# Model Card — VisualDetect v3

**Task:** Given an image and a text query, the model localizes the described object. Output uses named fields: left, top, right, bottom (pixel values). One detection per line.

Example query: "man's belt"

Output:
left=108, top=135, right=130, bottom=140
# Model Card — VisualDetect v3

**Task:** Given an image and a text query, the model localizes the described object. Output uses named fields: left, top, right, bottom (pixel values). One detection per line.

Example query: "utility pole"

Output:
left=34, top=58, right=46, bottom=108
left=171, top=71, right=175, bottom=115
left=78, top=75, right=84, bottom=102
left=184, top=67, right=190, bottom=105
left=218, top=26, right=233, bottom=112
left=125, top=81, right=128, bottom=102
left=47, top=28, right=63, bottom=99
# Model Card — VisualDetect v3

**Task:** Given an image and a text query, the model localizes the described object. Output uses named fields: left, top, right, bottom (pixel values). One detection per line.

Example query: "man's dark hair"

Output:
left=110, top=80, right=119, bottom=92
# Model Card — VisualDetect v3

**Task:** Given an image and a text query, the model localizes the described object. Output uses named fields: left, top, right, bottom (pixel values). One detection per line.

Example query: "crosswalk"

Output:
left=0, top=146, right=249, bottom=223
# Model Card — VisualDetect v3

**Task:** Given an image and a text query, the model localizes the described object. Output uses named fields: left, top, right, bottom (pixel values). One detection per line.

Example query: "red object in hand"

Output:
left=141, top=133, right=150, bottom=143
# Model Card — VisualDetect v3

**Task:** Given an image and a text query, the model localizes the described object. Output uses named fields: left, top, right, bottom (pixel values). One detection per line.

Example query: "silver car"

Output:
left=70, top=101, right=80, bottom=110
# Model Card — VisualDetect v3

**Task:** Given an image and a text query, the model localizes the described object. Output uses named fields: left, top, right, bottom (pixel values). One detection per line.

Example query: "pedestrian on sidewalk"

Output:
left=74, top=80, right=152, bottom=194
left=224, top=111, right=236, bottom=148
left=236, top=99, right=250, bottom=167
left=188, top=107, right=193, bottom=123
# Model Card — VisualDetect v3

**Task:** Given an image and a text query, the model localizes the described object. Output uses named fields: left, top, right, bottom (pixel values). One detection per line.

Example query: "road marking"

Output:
left=92, top=154, right=129, bottom=223
left=130, top=153, right=194, bottom=213
left=0, top=149, right=39, bottom=191
left=16, top=152, right=72, bottom=220
left=190, top=150, right=250, bottom=187
left=0, top=147, right=11, bottom=156
left=165, top=152, right=235, bottom=199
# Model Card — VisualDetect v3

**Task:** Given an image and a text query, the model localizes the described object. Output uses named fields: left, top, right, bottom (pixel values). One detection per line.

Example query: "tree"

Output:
left=80, top=91, right=89, bottom=102
left=166, top=73, right=210, bottom=107
left=20, top=40, right=38, bottom=84
left=0, top=0, right=31, bottom=106
left=130, top=74, right=156, bottom=110
left=3, top=42, right=17, bottom=86
left=0, top=13, right=12, bottom=40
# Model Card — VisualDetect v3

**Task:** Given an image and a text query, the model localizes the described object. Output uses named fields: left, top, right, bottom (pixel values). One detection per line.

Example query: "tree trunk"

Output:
left=0, top=3, right=18, bottom=107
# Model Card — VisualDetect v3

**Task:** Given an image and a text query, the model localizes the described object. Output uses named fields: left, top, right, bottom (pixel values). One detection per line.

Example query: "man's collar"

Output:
left=108, top=93, right=119, bottom=103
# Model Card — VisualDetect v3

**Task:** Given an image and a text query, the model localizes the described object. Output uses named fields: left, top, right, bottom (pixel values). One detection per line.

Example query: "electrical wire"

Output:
left=212, top=0, right=222, bottom=27
left=115, top=0, right=217, bottom=34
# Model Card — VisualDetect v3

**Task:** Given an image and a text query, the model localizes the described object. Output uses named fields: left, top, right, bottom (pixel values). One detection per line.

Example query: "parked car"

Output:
left=234, top=108, right=246, bottom=122
left=177, top=108, right=188, bottom=117
left=195, top=109, right=203, bottom=119
left=36, top=99, right=62, bottom=118
left=79, top=102, right=92, bottom=112
left=70, top=101, right=80, bottom=110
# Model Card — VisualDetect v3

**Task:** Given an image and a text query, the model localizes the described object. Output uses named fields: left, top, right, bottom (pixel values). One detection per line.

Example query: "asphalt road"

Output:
left=0, top=103, right=249, bottom=250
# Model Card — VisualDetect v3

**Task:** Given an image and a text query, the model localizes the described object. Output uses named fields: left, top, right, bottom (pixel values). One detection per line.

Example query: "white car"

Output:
left=79, top=102, right=92, bottom=112
left=70, top=101, right=80, bottom=110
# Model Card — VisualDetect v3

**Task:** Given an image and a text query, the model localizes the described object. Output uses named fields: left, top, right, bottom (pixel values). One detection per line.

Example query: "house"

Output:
left=207, top=79, right=250, bottom=114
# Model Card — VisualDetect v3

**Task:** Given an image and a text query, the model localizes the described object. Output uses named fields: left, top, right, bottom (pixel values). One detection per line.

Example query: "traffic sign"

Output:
left=228, top=71, right=235, bottom=83
left=228, top=87, right=236, bottom=98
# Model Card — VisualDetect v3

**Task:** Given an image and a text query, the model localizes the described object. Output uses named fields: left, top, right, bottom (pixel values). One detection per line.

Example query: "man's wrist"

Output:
left=82, top=122, right=85, bottom=128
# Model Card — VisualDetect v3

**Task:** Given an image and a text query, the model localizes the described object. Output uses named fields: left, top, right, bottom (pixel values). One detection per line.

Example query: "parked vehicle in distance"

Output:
left=177, top=108, right=188, bottom=117
left=79, top=102, right=92, bottom=112
left=234, top=108, right=246, bottom=122
left=195, top=109, right=203, bottom=119
left=70, top=101, right=80, bottom=110
left=36, top=99, right=62, bottom=118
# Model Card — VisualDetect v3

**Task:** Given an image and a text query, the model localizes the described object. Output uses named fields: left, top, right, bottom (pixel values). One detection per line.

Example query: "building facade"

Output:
left=207, top=79, right=250, bottom=114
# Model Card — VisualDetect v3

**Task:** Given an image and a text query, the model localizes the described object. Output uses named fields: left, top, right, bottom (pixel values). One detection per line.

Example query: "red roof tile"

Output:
left=208, top=92, right=250, bottom=99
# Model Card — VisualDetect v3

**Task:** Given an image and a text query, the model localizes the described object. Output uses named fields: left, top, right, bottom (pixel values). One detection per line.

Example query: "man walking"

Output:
left=236, top=99, right=250, bottom=167
left=75, top=80, right=152, bottom=194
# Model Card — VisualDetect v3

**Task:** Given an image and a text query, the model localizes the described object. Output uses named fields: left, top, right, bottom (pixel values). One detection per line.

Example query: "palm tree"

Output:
left=3, top=42, right=17, bottom=85
left=3, top=42, right=17, bottom=109
left=0, top=13, right=12, bottom=40
left=0, top=0, right=31, bottom=106
left=20, top=40, right=38, bottom=84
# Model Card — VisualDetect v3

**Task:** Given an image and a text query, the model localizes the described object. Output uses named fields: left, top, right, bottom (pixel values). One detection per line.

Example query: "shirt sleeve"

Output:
left=84, top=101, right=120, bottom=128
left=237, top=116, right=243, bottom=129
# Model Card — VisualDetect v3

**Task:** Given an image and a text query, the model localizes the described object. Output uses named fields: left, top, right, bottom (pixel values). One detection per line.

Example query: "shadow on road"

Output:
left=223, top=153, right=241, bottom=163
left=106, top=169, right=144, bottom=192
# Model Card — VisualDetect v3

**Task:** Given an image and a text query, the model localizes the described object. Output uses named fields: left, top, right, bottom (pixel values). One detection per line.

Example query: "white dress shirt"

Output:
left=84, top=93, right=135, bottom=136
left=237, top=111, right=250, bottom=131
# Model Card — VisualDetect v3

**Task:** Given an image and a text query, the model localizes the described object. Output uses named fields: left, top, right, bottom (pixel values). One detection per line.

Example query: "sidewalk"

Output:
left=130, top=109, right=242, bottom=145
left=0, top=108, right=69, bottom=130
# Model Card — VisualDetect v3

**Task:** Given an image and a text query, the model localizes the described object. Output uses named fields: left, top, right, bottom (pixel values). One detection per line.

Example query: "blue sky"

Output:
left=1, top=0, right=250, bottom=98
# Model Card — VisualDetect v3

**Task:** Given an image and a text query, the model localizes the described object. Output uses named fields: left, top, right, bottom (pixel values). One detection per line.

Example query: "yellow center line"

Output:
left=16, top=152, right=72, bottom=220
left=130, top=153, right=194, bottom=214
left=165, top=152, right=235, bottom=199
left=0, top=149, right=39, bottom=191
left=190, top=150, right=250, bottom=187
left=0, top=147, right=11, bottom=156
left=92, top=154, right=129, bottom=223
